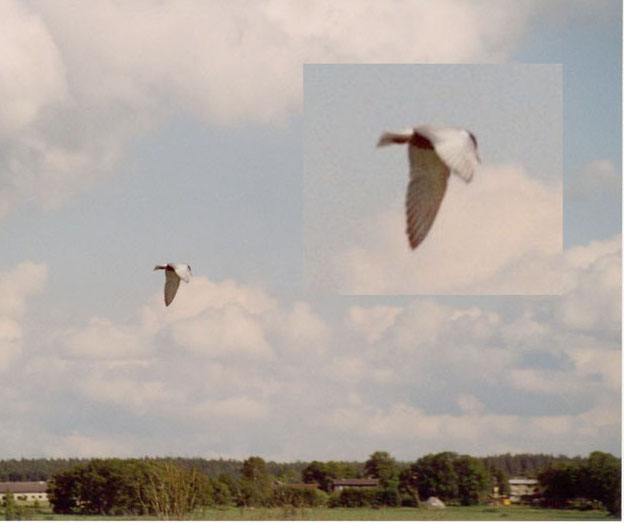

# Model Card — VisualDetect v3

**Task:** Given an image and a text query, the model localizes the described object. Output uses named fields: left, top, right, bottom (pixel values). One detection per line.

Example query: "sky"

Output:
left=0, top=0, right=621, bottom=461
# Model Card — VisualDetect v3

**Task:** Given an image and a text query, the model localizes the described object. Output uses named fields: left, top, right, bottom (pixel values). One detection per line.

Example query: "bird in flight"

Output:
left=153, top=263, right=192, bottom=306
left=377, top=125, right=480, bottom=250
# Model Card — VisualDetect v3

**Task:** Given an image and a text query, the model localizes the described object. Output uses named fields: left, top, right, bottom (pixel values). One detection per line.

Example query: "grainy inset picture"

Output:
left=304, top=64, right=563, bottom=295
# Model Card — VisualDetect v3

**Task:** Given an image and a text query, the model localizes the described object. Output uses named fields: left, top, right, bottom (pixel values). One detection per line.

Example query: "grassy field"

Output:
left=3, top=504, right=616, bottom=520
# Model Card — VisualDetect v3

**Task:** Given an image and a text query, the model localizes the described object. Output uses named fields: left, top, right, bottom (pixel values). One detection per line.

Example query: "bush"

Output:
left=381, top=487, right=401, bottom=506
left=336, top=488, right=369, bottom=507
left=328, top=491, right=341, bottom=508
left=270, top=486, right=328, bottom=507
left=401, top=495, right=418, bottom=507
left=327, top=487, right=401, bottom=508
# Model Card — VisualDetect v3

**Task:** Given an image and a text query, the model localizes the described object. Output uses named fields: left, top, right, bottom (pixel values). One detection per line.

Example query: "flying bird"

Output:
left=377, top=125, right=480, bottom=250
left=153, top=263, right=192, bottom=306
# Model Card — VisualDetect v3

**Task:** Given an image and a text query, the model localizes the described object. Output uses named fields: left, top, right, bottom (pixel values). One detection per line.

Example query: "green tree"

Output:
left=414, top=452, right=459, bottom=501
left=454, top=455, right=490, bottom=505
left=143, top=461, right=210, bottom=519
left=411, top=452, right=491, bottom=504
left=364, top=451, right=402, bottom=505
left=48, top=458, right=211, bottom=516
left=302, top=461, right=329, bottom=492
left=539, top=451, right=620, bottom=516
left=210, top=478, right=232, bottom=506
left=364, top=451, right=397, bottom=487
left=490, top=468, right=510, bottom=496
left=398, top=466, right=422, bottom=507
left=240, top=456, right=269, bottom=483
left=580, top=451, right=621, bottom=516
left=302, top=461, right=344, bottom=492
left=538, top=462, right=581, bottom=507
left=237, top=456, right=272, bottom=507
left=4, top=490, right=17, bottom=521
left=48, top=459, right=152, bottom=515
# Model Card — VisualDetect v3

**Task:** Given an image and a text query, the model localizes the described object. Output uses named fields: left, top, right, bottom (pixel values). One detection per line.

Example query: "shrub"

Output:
left=380, top=487, right=401, bottom=507
left=328, top=491, right=341, bottom=508
left=270, top=486, right=328, bottom=507
left=337, top=488, right=369, bottom=507
left=327, top=487, right=401, bottom=508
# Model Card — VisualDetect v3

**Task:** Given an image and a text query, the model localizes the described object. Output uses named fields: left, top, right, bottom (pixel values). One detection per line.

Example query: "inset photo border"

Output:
left=303, top=64, right=563, bottom=295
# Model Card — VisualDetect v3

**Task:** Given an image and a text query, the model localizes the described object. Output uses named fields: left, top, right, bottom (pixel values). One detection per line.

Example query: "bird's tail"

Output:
left=154, top=265, right=167, bottom=271
left=377, top=129, right=414, bottom=147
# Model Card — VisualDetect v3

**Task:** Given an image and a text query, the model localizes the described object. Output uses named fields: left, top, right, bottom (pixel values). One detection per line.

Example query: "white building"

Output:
left=508, top=477, right=539, bottom=502
left=0, top=481, right=48, bottom=503
left=332, top=478, right=380, bottom=491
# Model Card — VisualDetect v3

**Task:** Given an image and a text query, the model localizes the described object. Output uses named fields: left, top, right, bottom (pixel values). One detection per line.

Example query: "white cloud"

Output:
left=331, top=164, right=562, bottom=294
left=557, top=235, right=621, bottom=335
left=78, top=376, right=181, bottom=414
left=43, top=432, right=141, bottom=459
left=0, top=261, right=47, bottom=371
left=317, top=402, right=618, bottom=457
left=275, top=301, right=330, bottom=351
left=501, top=314, right=551, bottom=346
left=567, top=348, right=621, bottom=391
left=1, top=0, right=541, bottom=222
left=391, top=300, right=450, bottom=349
left=61, top=317, right=150, bottom=360
left=172, top=305, right=273, bottom=358
left=457, top=394, right=485, bottom=415
left=0, top=319, right=22, bottom=372
left=346, top=305, right=403, bottom=343
left=0, top=261, right=48, bottom=316
left=323, top=356, right=366, bottom=383
left=194, top=396, right=269, bottom=422
left=0, top=1, right=67, bottom=134
left=391, top=300, right=501, bottom=352
left=508, top=368, right=583, bottom=394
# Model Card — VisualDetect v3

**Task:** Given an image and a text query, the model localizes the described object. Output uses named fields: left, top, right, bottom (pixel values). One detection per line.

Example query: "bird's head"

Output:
left=468, top=131, right=481, bottom=163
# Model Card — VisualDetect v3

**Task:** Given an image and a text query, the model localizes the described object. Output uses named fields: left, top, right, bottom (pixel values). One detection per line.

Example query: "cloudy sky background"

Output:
left=0, top=0, right=620, bottom=460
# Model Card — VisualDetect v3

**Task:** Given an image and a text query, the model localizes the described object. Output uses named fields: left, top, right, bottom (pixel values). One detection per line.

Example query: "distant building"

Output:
left=509, top=477, right=539, bottom=502
left=332, top=478, right=379, bottom=491
left=0, top=481, right=48, bottom=503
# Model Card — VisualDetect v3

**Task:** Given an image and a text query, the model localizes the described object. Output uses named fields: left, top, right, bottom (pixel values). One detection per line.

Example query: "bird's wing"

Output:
left=377, top=129, right=415, bottom=147
left=173, top=264, right=191, bottom=283
left=405, top=148, right=450, bottom=249
left=416, top=127, right=479, bottom=182
left=164, top=270, right=182, bottom=306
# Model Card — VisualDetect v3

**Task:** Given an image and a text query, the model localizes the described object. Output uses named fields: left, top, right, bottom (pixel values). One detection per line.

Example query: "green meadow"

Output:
left=3, top=504, right=616, bottom=521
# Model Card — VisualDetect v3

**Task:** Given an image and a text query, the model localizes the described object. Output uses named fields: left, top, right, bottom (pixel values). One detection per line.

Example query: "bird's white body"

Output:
left=153, top=263, right=192, bottom=306
left=377, top=125, right=480, bottom=249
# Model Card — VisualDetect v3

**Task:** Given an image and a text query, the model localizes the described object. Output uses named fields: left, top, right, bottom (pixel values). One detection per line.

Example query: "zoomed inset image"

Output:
left=304, top=64, right=563, bottom=295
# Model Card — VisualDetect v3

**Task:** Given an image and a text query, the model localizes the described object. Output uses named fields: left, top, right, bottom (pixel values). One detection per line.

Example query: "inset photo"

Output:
left=304, top=64, right=563, bottom=295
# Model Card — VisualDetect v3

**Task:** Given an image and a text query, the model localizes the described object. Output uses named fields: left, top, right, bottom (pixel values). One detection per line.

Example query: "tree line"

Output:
left=0, top=452, right=592, bottom=482
left=4, top=450, right=619, bottom=517
left=537, top=451, right=620, bottom=515
left=0, top=456, right=301, bottom=482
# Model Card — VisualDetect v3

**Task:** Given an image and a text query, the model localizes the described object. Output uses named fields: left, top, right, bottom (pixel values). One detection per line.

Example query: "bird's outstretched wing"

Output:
left=406, top=147, right=450, bottom=249
left=415, top=126, right=479, bottom=182
left=164, top=270, right=182, bottom=306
